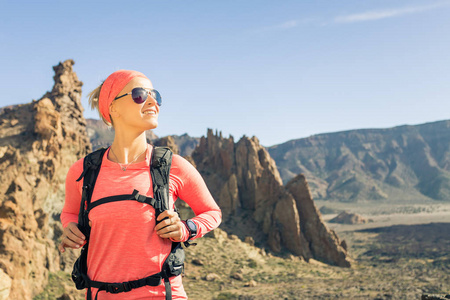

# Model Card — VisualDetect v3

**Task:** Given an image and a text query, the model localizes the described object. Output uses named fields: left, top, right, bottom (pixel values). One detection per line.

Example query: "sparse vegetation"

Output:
left=35, top=206, right=450, bottom=300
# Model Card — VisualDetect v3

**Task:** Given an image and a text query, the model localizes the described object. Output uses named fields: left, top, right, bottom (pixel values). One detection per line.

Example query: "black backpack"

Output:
left=71, top=146, right=186, bottom=300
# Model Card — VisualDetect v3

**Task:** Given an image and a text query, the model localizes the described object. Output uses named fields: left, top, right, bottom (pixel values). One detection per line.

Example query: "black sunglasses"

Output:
left=114, top=87, right=162, bottom=106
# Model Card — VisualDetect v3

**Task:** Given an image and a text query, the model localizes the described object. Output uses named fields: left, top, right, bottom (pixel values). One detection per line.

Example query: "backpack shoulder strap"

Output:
left=150, top=146, right=173, bottom=221
left=76, top=147, right=108, bottom=237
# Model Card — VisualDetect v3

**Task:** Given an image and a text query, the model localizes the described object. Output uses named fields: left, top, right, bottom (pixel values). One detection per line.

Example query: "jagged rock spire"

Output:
left=192, top=129, right=351, bottom=267
left=0, top=60, right=91, bottom=299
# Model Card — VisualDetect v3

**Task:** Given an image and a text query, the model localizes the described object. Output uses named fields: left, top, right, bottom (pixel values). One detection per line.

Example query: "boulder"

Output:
left=329, top=211, right=368, bottom=224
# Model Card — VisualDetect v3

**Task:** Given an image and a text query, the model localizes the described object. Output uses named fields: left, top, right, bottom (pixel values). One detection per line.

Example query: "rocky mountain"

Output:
left=191, top=130, right=351, bottom=267
left=268, top=121, right=450, bottom=202
left=0, top=60, right=90, bottom=299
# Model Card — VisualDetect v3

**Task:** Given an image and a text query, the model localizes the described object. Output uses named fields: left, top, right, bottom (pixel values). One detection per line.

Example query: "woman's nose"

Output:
left=146, top=96, right=158, bottom=106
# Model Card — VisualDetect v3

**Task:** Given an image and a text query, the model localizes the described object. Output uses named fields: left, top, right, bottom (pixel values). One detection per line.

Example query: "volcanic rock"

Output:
left=0, top=60, right=90, bottom=299
left=153, top=135, right=180, bottom=155
left=329, top=211, right=369, bottom=224
left=191, top=129, right=351, bottom=267
left=286, top=174, right=351, bottom=267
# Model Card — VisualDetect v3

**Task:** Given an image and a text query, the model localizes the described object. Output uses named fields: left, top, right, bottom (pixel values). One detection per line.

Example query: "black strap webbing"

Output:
left=164, top=279, right=172, bottom=300
left=87, top=189, right=157, bottom=211
left=89, top=273, right=162, bottom=300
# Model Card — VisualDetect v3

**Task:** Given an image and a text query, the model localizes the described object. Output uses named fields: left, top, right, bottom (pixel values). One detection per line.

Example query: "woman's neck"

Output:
left=109, top=130, right=148, bottom=164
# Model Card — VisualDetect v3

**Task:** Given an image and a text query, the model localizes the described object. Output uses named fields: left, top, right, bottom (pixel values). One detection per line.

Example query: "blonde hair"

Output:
left=87, top=81, right=114, bottom=127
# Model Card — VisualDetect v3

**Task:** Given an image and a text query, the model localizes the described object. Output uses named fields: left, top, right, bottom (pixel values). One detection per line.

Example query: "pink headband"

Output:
left=98, top=69, right=149, bottom=123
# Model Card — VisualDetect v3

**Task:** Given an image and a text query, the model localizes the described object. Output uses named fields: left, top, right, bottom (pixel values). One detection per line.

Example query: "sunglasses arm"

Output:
left=114, top=93, right=131, bottom=101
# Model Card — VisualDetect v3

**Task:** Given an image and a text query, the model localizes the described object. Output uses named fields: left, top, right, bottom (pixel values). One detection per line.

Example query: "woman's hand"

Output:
left=155, top=210, right=184, bottom=241
left=58, top=222, right=86, bottom=253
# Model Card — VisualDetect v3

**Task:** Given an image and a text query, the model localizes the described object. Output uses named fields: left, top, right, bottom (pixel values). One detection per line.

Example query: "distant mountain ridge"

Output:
left=268, top=120, right=450, bottom=202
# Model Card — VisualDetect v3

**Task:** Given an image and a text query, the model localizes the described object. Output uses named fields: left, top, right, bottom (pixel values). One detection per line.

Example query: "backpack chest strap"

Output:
left=87, top=189, right=157, bottom=212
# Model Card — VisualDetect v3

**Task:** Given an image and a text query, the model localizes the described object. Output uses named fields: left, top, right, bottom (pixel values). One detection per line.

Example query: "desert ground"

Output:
left=35, top=201, right=450, bottom=300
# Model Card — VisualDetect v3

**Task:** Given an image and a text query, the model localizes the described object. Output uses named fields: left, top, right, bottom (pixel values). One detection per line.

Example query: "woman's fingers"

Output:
left=58, top=241, right=66, bottom=253
left=59, top=222, right=86, bottom=253
left=156, top=210, right=177, bottom=222
left=62, top=235, right=82, bottom=249
left=155, top=210, right=183, bottom=240
left=155, top=210, right=180, bottom=230
left=68, top=222, right=86, bottom=241
left=157, top=225, right=182, bottom=239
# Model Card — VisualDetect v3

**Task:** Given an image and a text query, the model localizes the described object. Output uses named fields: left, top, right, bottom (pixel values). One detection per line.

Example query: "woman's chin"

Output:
left=144, top=120, right=158, bottom=130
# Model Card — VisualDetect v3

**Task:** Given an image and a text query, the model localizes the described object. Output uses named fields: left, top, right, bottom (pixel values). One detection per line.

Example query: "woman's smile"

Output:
left=142, top=109, right=157, bottom=116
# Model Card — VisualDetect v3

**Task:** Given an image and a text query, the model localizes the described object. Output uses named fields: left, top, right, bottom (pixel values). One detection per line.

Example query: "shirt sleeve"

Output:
left=60, top=158, right=84, bottom=228
left=170, top=154, right=222, bottom=242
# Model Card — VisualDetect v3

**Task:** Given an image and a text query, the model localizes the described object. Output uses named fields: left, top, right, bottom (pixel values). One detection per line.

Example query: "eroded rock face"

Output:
left=286, top=174, right=351, bottom=267
left=0, top=60, right=90, bottom=299
left=153, top=135, right=180, bottom=155
left=191, top=129, right=351, bottom=267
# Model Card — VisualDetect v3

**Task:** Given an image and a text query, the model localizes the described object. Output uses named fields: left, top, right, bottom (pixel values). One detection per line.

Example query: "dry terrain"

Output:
left=35, top=202, right=450, bottom=300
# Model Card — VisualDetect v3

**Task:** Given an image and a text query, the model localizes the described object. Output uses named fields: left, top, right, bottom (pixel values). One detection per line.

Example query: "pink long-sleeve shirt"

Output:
left=61, top=144, right=222, bottom=299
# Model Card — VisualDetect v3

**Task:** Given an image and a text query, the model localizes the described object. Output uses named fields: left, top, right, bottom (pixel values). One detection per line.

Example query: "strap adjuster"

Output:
left=137, top=194, right=147, bottom=203
left=132, top=189, right=148, bottom=203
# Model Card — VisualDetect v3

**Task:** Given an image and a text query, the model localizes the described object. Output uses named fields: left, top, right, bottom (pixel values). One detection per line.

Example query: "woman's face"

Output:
left=109, top=77, right=160, bottom=131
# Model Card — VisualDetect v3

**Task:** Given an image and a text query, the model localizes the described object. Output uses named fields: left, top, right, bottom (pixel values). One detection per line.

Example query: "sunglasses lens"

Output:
left=152, top=90, right=162, bottom=106
left=131, top=88, right=147, bottom=104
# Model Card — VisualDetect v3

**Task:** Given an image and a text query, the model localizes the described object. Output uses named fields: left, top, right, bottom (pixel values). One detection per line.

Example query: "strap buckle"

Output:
left=106, top=282, right=131, bottom=293
left=145, top=274, right=162, bottom=286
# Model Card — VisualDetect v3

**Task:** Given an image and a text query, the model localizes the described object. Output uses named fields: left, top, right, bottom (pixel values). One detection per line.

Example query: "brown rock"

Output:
left=191, top=130, right=351, bottom=267
left=204, top=273, right=220, bottom=281
left=207, top=227, right=228, bottom=243
left=286, top=174, right=351, bottom=267
left=244, top=280, right=257, bottom=287
left=153, top=135, right=180, bottom=155
left=57, top=293, right=74, bottom=300
left=191, top=259, right=204, bottom=266
left=329, top=211, right=368, bottom=224
left=271, top=192, right=311, bottom=259
left=244, top=236, right=255, bottom=246
left=231, top=272, right=244, bottom=281
left=229, top=234, right=239, bottom=240
left=0, top=60, right=91, bottom=299
left=0, top=268, right=12, bottom=300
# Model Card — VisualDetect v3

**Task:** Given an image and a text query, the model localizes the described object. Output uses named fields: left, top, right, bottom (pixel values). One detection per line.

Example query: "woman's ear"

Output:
left=109, top=102, right=120, bottom=120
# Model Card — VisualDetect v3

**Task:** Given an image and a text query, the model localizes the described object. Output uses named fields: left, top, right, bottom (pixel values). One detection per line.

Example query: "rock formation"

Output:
left=153, top=135, right=180, bottom=154
left=192, top=129, right=351, bottom=267
left=0, top=60, right=90, bottom=299
left=329, top=211, right=369, bottom=224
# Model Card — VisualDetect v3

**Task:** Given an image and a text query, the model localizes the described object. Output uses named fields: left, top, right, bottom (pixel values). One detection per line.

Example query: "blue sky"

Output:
left=1, top=1, right=449, bottom=146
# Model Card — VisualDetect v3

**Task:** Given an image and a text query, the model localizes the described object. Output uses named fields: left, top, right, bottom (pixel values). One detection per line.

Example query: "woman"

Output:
left=59, top=70, right=222, bottom=299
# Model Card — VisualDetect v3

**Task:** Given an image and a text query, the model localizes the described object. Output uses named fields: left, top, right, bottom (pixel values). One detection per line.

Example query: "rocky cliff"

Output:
left=268, top=121, right=450, bottom=202
left=191, top=129, right=351, bottom=267
left=0, top=60, right=90, bottom=299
